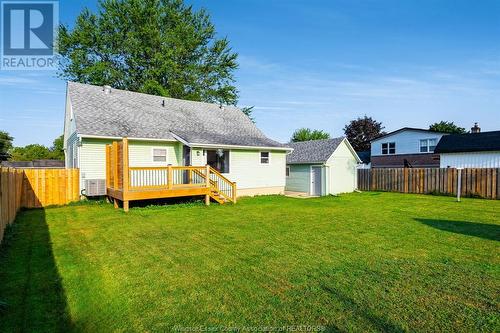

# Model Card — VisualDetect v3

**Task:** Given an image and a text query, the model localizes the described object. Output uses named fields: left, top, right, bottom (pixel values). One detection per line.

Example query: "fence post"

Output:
left=0, top=168, right=4, bottom=243
left=457, top=168, right=463, bottom=202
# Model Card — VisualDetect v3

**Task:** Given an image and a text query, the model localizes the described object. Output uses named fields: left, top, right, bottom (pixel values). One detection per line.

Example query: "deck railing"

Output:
left=128, top=165, right=236, bottom=203
left=106, top=138, right=237, bottom=210
left=129, top=166, right=208, bottom=189
left=208, top=168, right=237, bottom=202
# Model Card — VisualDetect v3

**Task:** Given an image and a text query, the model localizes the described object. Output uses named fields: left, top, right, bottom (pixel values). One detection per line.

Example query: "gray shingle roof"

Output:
left=68, top=82, right=287, bottom=148
left=286, top=137, right=345, bottom=164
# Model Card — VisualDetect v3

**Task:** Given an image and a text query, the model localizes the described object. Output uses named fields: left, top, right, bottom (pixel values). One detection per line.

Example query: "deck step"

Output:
left=210, top=191, right=226, bottom=204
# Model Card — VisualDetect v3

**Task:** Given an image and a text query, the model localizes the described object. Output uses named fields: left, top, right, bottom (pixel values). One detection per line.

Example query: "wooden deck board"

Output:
left=109, top=186, right=210, bottom=201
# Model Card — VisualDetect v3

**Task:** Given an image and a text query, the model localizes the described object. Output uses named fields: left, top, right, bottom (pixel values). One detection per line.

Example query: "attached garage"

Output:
left=285, top=138, right=361, bottom=196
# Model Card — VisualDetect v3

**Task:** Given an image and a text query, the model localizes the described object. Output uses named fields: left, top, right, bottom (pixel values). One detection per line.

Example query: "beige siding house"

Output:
left=285, top=138, right=361, bottom=196
left=63, top=82, right=291, bottom=198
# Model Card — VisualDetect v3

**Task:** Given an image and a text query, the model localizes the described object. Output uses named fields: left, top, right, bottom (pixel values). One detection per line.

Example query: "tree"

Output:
left=0, top=131, right=13, bottom=161
left=343, top=116, right=385, bottom=151
left=58, top=0, right=239, bottom=107
left=9, top=144, right=52, bottom=161
left=291, top=128, right=330, bottom=142
left=429, top=121, right=466, bottom=134
left=50, top=135, right=65, bottom=160
left=8, top=135, right=64, bottom=161
left=241, top=106, right=254, bottom=122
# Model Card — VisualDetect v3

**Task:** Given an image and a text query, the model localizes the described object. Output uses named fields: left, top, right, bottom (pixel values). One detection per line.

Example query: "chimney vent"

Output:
left=471, top=122, right=481, bottom=133
left=103, top=85, right=112, bottom=94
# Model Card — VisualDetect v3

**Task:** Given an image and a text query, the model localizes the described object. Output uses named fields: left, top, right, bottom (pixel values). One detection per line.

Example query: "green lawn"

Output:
left=0, top=193, right=499, bottom=332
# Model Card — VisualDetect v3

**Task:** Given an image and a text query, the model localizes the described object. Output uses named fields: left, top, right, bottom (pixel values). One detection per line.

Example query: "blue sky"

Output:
left=1, top=0, right=499, bottom=146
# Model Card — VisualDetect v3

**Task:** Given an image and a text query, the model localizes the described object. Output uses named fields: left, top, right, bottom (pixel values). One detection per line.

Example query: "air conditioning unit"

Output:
left=84, top=179, right=106, bottom=196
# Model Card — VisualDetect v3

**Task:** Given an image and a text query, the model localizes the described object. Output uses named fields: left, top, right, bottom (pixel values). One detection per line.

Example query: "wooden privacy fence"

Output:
left=0, top=168, right=23, bottom=244
left=0, top=167, right=80, bottom=243
left=357, top=168, right=500, bottom=199
left=21, top=168, right=80, bottom=207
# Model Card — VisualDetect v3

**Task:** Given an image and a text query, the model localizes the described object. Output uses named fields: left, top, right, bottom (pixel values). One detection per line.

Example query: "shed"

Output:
left=285, top=138, right=361, bottom=196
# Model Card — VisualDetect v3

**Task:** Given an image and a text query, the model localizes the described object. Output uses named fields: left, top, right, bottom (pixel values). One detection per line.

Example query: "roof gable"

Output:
left=67, top=82, right=286, bottom=149
left=434, top=131, right=500, bottom=153
left=286, top=137, right=345, bottom=164
left=371, top=127, right=447, bottom=143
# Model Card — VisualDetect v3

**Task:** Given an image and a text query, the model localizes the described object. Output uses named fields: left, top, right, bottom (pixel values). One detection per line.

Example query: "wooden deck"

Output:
left=106, top=138, right=237, bottom=211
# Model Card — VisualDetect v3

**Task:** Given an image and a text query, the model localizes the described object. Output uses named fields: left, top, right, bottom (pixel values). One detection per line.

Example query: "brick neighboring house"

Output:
left=370, top=128, right=448, bottom=168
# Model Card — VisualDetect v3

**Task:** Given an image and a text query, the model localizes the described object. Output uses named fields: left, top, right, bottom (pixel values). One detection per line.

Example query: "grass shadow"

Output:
left=415, top=218, right=500, bottom=241
left=0, top=208, right=73, bottom=332
left=320, top=284, right=405, bottom=333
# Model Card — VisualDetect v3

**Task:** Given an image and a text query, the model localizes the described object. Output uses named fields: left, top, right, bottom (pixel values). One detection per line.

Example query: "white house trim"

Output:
left=79, top=133, right=293, bottom=152
left=187, top=142, right=292, bottom=151
left=78, top=134, right=178, bottom=142
left=341, top=138, right=363, bottom=163
left=169, top=132, right=191, bottom=146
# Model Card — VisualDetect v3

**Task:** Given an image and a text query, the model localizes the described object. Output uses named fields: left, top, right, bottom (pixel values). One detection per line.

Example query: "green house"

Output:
left=63, top=82, right=292, bottom=199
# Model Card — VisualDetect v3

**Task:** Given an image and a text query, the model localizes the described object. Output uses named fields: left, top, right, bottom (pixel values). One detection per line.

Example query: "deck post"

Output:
left=167, top=165, right=173, bottom=189
left=105, top=145, right=111, bottom=190
left=122, top=138, right=129, bottom=193
left=122, top=138, right=130, bottom=212
left=205, top=165, right=211, bottom=206
left=232, top=182, right=237, bottom=204
left=113, top=141, right=119, bottom=190
left=205, top=165, right=210, bottom=187
left=113, top=198, right=118, bottom=209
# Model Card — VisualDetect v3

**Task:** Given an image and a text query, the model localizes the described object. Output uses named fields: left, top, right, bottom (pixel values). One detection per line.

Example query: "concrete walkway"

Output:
left=284, top=191, right=318, bottom=199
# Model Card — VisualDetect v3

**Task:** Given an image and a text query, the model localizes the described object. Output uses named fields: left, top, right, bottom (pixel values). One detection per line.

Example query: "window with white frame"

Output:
left=420, top=139, right=437, bottom=153
left=429, top=139, right=437, bottom=151
left=260, top=151, right=270, bottom=164
left=152, top=148, right=167, bottom=162
left=381, top=142, right=396, bottom=155
left=286, top=166, right=290, bottom=177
